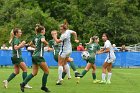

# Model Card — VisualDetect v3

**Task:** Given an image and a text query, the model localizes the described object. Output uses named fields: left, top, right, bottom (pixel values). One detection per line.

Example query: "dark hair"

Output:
left=13, top=28, right=20, bottom=35
left=102, top=33, right=109, bottom=39
left=35, top=24, right=45, bottom=33
left=92, top=36, right=99, bottom=41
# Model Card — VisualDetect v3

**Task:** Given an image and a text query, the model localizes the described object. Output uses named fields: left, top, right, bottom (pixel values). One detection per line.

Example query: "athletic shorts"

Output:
left=32, top=56, right=45, bottom=65
left=54, top=54, right=58, bottom=62
left=11, top=57, right=24, bottom=65
left=86, top=56, right=95, bottom=64
left=59, top=50, right=72, bottom=58
left=105, top=57, right=116, bottom=63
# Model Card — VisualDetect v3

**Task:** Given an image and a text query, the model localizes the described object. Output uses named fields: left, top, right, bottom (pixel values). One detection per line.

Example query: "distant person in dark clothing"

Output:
left=120, top=44, right=128, bottom=52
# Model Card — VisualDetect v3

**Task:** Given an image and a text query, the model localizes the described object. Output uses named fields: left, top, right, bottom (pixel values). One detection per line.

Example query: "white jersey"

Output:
left=104, top=40, right=116, bottom=60
left=59, top=30, right=74, bottom=55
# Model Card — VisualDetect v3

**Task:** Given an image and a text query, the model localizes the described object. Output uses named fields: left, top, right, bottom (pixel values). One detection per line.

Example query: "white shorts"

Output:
left=59, top=50, right=72, bottom=58
left=105, top=57, right=116, bottom=63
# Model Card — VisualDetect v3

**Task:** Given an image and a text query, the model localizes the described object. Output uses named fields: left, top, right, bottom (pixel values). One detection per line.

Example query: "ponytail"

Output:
left=9, top=29, right=14, bottom=44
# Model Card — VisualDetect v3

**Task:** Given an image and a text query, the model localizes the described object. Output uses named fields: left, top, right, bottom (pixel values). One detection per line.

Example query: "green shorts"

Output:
left=11, top=57, right=24, bottom=65
left=86, top=55, right=95, bottom=64
left=32, top=56, right=45, bottom=65
left=54, top=54, right=58, bottom=62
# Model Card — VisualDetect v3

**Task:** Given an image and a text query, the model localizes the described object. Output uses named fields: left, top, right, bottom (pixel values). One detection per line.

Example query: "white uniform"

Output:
left=104, top=40, right=116, bottom=63
left=59, top=30, right=74, bottom=58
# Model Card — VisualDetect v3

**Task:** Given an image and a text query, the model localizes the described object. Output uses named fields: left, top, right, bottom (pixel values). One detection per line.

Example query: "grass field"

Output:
left=0, top=67, right=140, bottom=93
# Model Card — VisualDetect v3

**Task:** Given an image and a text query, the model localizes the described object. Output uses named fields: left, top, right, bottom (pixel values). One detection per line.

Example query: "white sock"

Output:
left=102, top=73, right=106, bottom=81
left=58, top=66, right=63, bottom=81
left=64, top=64, right=71, bottom=78
left=107, top=73, right=112, bottom=81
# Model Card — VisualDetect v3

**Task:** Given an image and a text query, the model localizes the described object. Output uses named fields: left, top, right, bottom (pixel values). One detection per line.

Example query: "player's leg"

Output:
left=91, top=64, right=100, bottom=83
left=106, top=63, right=112, bottom=84
left=68, top=57, right=79, bottom=77
left=64, top=57, right=71, bottom=79
left=3, top=65, right=19, bottom=88
left=99, top=62, right=108, bottom=84
left=20, top=64, right=39, bottom=92
left=56, top=55, right=65, bottom=85
left=39, top=62, right=50, bottom=92
left=19, top=62, right=32, bottom=89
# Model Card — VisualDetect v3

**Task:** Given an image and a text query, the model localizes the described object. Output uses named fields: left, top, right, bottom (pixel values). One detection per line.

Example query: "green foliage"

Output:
left=0, top=0, right=140, bottom=48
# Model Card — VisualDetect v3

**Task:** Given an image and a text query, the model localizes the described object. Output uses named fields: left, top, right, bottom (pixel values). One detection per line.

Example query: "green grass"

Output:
left=0, top=67, right=140, bottom=93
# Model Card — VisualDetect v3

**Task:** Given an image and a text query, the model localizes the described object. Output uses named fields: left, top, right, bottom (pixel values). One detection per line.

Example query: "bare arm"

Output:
left=14, top=41, right=26, bottom=50
left=97, top=48, right=110, bottom=54
left=41, top=38, right=48, bottom=45
left=71, top=31, right=79, bottom=43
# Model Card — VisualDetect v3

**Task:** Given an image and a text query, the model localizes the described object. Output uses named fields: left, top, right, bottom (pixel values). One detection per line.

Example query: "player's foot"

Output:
left=20, top=83, right=25, bottom=92
left=56, top=79, right=63, bottom=85
left=99, top=80, right=106, bottom=84
left=41, top=86, right=50, bottom=92
left=76, top=77, right=80, bottom=84
left=106, top=80, right=111, bottom=84
left=93, top=79, right=100, bottom=83
left=3, top=80, right=8, bottom=88
left=77, top=74, right=83, bottom=78
left=75, top=72, right=80, bottom=77
left=24, top=84, right=32, bottom=89
left=68, top=77, right=71, bottom=80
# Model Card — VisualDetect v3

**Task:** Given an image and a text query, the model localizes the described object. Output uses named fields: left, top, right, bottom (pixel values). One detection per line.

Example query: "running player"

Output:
left=20, top=25, right=50, bottom=92
left=97, top=33, right=116, bottom=84
left=48, top=31, right=79, bottom=80
left=77, top=36, right=100, bottom=83
left=3, top=28, right=32, bottom=89
left=51, top=21, right=79, bottom=85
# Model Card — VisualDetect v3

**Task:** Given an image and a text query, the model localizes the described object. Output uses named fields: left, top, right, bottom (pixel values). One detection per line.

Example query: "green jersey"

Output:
left=86, top=43, right=100, bottom=56
left=32, top=34, right=45, bottom=57
left=49, top=40, right=61, bottom=55
left=12, top=37, right=22, bottom=58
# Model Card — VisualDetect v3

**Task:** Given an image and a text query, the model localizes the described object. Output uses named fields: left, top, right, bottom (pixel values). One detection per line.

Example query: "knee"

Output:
left=15, top=71, right=20, bottom=75
left=32, top=72, right=37, bottom=76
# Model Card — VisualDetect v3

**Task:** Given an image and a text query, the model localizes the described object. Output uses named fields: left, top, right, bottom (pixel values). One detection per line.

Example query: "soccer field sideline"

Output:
left=0, top=68, right=140, bottom=93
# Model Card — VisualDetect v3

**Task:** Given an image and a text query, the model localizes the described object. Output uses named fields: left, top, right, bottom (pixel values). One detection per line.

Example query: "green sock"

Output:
left=42, top=73, right=48, bottom=87
left=7, top=73, right=16, bottom=82
left=81, top=70, right=88, bottom=78
left=22, top=72, right=27, bottom=81
left=62, top=72, right=67, bottom=79
left=69, top=61, right=76, bottom=71
left=23, top=73, right=34, bottom=84
left=92, top=73, right=96, bottom=80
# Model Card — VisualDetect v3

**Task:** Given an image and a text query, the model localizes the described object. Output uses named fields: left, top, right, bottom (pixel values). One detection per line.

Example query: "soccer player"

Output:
left=77, top=36, right=100, bottom=83
left=51, top=21, right=79, bottom=85
left=3, top=28, right=32, bottom=89
left=20, top=25, right=50, bottom=92
left=97, top=33, right=116, bottom=84
left=48, top=31, right=80, bottom=80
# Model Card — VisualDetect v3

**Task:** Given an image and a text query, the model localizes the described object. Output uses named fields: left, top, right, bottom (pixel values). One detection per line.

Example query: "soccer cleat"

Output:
left=56, top=80, right=62, bottom=85
left=68, top=77, right=71, bottom=80
left=93, top=79, right=100, bottom=83
left=3, top=80, right=8, bottom=88
left=106, top=80, right=111, bottom=84
left=77, top=74, right=83, bottom=78
left=76, top=77, right=80, bottom=84
left=99, top=80, right=106, bottom=84
left=41, top=86, right=50, bottom=92
left=24, top=84, right=32, bottom=89
left=75, top=72, right=80, bottom=77
left=20, top=83, right=25, bottom=92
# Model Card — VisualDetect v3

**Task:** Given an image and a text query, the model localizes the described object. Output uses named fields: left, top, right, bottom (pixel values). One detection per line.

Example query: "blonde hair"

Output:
left=9, top=29, right=14, bottom=44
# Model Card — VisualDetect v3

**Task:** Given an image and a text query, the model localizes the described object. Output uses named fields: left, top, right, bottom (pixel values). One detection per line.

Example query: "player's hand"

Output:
left=21, top=41, right=26, bottom=45
left=97, top=51, right=102, bottom=54
left=75, top=39, right=79, bottom=43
